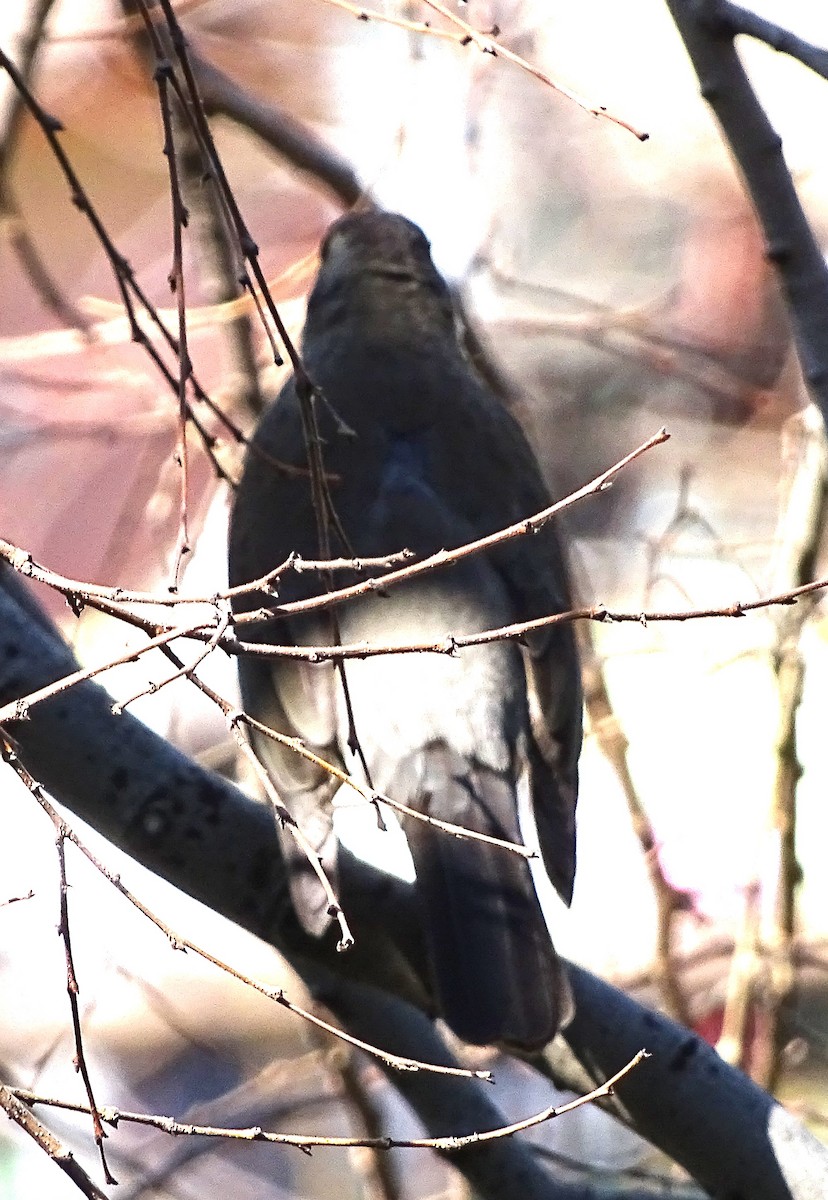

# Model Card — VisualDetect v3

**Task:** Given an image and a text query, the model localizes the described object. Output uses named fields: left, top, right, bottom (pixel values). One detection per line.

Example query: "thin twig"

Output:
left=329, top=0, right=649, bottom=141
left=0, top=616, right=216, bottom=722
left=753, top=409, right=828, bottom=1089
left=138, top=5, right=194, bottom=587
left=0, top=0, right=92, bottom=332
left=578, top=621, right=692, bottom=1026
left=242, top=710, right=534, bottom=859
left=4, top=534, right=828, bottom=700
left=226, top=710, right=355, bottom=953
left=0, top=1086, right=108, bottom=1200
left=0, top=45, right=239, bottom=484
left=0, top=738, right=489, bottom=1082
left=110, top=610, right=230, bottom=713
left=0, top=538, right=412, bottom=607
left=52, top=829, right=116, bottom=1183
left=229, top=570, right=828, bottom=662
left=253, top=429, right=672, bottom=622
left=5, top=1050, right=647, bottom=1152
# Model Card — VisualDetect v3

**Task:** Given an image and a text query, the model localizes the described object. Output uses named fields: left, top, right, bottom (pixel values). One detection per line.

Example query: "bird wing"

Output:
left=229, top=385, right=349, bottom=934
left=422, top=371, right=583, bottom=906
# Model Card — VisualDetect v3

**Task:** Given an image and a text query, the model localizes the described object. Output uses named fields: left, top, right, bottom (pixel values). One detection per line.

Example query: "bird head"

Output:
left=304, top=211, right=455, bottom=341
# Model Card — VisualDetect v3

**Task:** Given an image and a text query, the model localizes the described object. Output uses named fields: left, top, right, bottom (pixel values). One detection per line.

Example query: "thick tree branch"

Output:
left=2, top=574, right=828, bottom=1197
left=192, top=49, right=364, bottom=210
left=717, top=2, right=828, bottom=81
left=665, top=0, right=828, bottom=421
left=544, top=966, right=828, bottom=1200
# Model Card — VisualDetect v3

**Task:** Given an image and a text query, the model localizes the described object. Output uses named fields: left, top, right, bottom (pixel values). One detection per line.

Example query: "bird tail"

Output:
left=398, top=744, right=571, bottom=1051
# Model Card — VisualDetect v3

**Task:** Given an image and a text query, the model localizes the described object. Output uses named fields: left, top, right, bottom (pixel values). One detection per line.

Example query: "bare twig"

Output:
left=5, top=528, right=828, bottom=695
left=578, top=622, right=693, bottom=1025
left=0, top=0, right=92, bottom=332
left=229, top=570, right=828, bottom=662
left=336, top=0, right=649, bottom=141
left=226, top=708, right=355, bottom=953
left=112, top=1048, right=338, bottom=1198
left=0, top=429, right=668, bottom=627
left=0, top=738, right=490, bottom=1082
left=51, top=828, right=116, bottom=1183
left=0, top=1086, right=108, bottom=1200
left=135, top=2, right=195, bottom=586
left=754, top=409, right=828, bottom=1089
left=0, top=615, right=217, bottom=722
left=0, top=538, right=412, bottom=608
left=249, top=430, right=672, bottom=623
left=5, top=1050, right=647, bottom=1152
left=110, top=610, right=230, bottom=714
left=242, top=710, right=534, bottom=858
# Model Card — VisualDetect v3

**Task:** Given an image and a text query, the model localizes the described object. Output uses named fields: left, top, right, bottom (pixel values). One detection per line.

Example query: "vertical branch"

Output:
left=664, top=0, right=828, bottom=1090
left=0, top=0, right=91, bottom=331
left=52, top=826, right=116, bottom=1184
left=716, top=880, right=762, bottom=1069
left=153, top=53, right=193, bottom=586
left=141, top=0, right=374, bottom=776
left=716, top=408, right=826, bottom=1082
left=756, top=407, right=828, bottom=1089
left=329, top=1048, right=402, bottom=1200
left=577, top=623, right=692, bottom=1025
left=122, top=0, right=269, bottom=431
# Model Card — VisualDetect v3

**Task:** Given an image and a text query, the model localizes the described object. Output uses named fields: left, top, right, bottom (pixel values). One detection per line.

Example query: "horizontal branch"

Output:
left=7, top=1052, right=645, bottom=1154
left=4, top=516, right=828, bottom=734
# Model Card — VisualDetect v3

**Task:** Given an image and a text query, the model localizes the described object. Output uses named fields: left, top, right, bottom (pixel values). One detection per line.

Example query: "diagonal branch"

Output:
left=664, top=0, right=828, bottom=423
left=3, top=571, right=828, bottom=1197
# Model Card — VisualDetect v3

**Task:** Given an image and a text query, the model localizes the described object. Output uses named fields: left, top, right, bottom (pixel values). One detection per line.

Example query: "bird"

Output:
left=228, top=211, right=582, bottom=1051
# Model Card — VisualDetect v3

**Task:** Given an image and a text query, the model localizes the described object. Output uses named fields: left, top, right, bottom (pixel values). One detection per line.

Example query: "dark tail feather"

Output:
left=401, top=746, right=571, bottom=1051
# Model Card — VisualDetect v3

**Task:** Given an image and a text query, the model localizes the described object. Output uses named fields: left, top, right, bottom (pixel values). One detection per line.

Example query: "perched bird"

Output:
left=228, top=212, right=582, bottom=1050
